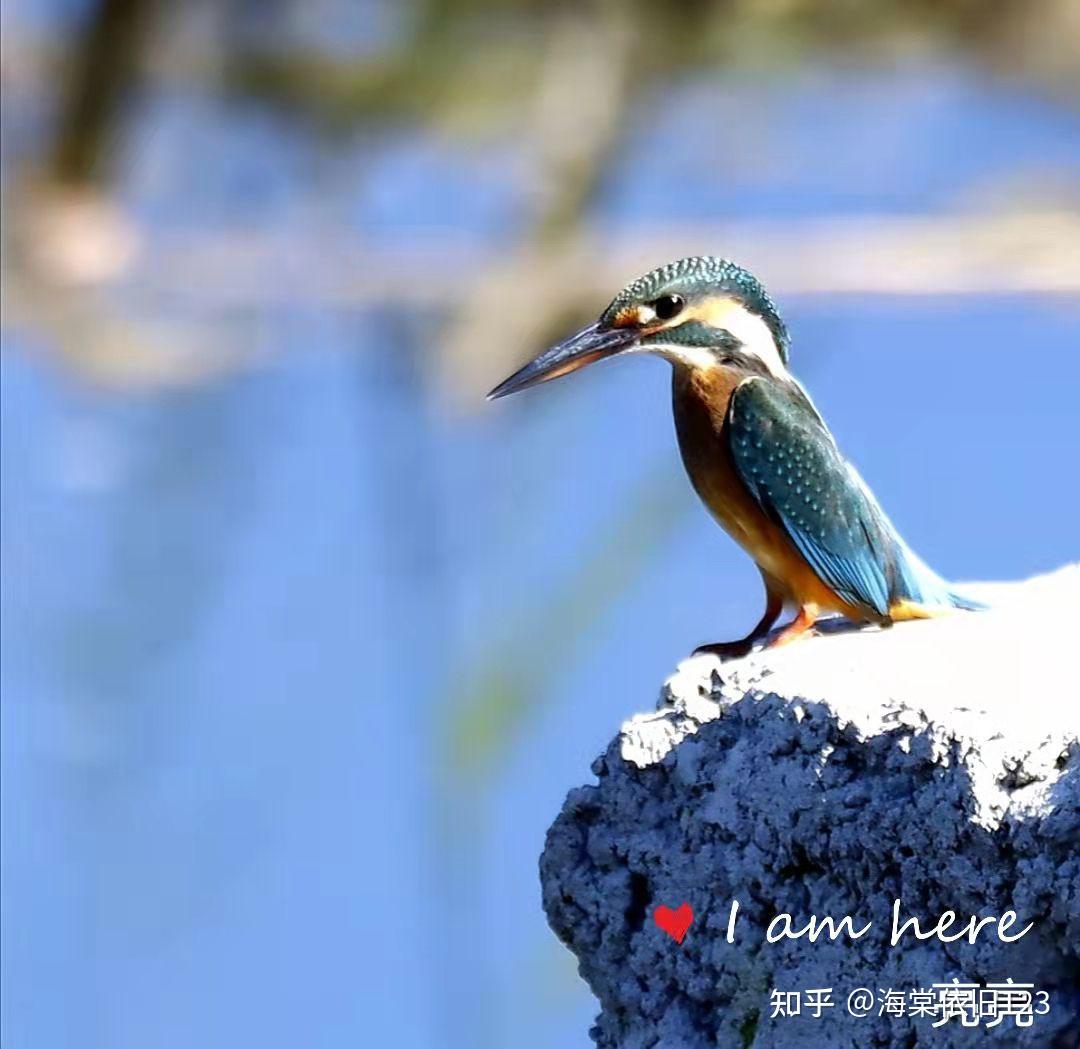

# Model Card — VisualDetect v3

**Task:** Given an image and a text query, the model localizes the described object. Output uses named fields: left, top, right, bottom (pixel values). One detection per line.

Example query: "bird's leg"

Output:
left=694, top=578, right=785, bottom=660
left=766, top=603, right=819, bottom=649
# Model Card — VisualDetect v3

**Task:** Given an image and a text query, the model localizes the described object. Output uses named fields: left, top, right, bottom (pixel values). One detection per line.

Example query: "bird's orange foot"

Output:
left=763, top=604, right=819, bottom=649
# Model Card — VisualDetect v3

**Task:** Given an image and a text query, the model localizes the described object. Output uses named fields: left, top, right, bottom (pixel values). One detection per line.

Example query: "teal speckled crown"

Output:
left=602, top=256, right=791, bottom=363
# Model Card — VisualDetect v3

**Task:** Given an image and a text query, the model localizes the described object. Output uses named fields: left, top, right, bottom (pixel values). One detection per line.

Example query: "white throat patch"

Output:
left=630, top=342, right=719, bottom=371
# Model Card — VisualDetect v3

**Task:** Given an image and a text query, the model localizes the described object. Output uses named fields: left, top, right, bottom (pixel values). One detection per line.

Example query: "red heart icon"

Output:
left=654, top=902, right=693, bottom=944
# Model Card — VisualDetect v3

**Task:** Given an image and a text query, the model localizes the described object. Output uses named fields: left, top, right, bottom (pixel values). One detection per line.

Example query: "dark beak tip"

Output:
left=485, top=364, right=544, bottom=402
left=485, top=320, right=633, bottom=406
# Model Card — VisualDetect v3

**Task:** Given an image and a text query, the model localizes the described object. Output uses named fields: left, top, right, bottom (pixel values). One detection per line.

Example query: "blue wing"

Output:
left=727, top=377, right=967, bottom=617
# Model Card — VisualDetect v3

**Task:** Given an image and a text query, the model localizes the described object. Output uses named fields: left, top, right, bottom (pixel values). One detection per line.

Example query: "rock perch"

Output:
left=540, top=567, right=1080, bottom=1047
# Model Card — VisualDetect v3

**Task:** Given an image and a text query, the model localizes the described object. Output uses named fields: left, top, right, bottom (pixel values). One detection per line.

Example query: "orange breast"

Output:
left=671, top=366, right=863, bottom=619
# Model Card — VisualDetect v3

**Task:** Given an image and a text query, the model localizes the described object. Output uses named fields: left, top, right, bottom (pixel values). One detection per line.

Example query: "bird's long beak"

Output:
left=487, top=321, right=639, bottom=400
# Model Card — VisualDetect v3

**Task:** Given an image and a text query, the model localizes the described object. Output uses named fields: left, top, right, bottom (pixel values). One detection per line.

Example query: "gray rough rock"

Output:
left=541, top=566, right=1080, bottom=1048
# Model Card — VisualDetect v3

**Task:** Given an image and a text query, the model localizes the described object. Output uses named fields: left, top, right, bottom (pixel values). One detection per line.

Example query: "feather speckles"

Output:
left=727, top=377, right=898, bottom=616
left=601, top=256, right=791, bottom=364
left=610, top=256, right=729, bottom=307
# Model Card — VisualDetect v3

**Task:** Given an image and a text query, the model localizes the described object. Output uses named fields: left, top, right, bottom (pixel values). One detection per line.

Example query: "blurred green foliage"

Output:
left=446, top=464, right=689, bottom=780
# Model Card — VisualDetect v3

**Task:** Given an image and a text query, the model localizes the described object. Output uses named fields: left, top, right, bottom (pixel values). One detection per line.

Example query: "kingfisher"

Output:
left=488, top=256, right=980, bottom=657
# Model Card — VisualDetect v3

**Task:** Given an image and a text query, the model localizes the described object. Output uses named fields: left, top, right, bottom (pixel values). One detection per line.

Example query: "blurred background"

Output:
left=1, top=1, right=1078, bottom=1046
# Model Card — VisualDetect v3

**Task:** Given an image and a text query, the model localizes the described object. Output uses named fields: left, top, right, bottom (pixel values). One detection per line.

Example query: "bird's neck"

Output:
left=672, top=363, right=747, bottom=431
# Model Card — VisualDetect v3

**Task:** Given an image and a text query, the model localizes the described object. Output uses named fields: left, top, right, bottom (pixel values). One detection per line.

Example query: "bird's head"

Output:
left=487, top=256, right=790, bottom=400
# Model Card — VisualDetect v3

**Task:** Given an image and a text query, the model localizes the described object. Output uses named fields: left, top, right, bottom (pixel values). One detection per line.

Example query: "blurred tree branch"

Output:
left=3, top=0, right=1078, bottom=392
left=49, top=0, right=164, bottom=186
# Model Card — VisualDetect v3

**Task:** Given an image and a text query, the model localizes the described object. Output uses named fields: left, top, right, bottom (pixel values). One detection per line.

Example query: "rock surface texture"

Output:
left=540, top=567, right=1080, bottom=1048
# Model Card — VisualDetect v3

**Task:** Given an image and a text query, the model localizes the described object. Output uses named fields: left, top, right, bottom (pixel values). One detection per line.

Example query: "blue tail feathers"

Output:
left=894, top=543, right=986, bottom=612
left=945, top=589, right=987, bottom=612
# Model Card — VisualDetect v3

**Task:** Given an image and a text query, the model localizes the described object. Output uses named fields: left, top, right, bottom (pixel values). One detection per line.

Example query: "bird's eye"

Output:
left=652, top=294, right=684, bottom=321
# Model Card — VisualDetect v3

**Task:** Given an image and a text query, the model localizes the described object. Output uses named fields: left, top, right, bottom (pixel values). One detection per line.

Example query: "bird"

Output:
left=487, top=255, right=981, bottom=657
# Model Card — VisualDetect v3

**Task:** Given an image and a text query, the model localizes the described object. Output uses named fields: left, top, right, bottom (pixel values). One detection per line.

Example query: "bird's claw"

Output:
left=692, top=639, right=755, bottom=661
